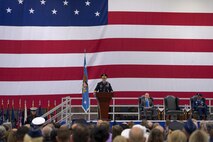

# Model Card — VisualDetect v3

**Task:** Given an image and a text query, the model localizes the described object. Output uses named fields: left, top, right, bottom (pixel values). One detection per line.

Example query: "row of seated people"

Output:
left=139, top=93, right=208, bottom=120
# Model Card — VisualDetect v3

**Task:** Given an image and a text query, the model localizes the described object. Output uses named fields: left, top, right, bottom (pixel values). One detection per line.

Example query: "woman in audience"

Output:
left=189, top=130, right=208, bottom=142
left=147, top=128, right=163, bottom=142
left=167, top=130, right=187, bottom=142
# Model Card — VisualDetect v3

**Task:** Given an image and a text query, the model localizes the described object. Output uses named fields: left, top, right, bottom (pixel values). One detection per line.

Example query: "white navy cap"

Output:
left=32, top=117, right=45, bottom=126
left=121, top=128, right=130, bottom=139
left=30, top=107, right=38, bottom=111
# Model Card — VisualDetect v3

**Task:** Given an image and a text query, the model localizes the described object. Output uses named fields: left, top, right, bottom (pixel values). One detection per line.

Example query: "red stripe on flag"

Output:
left=1, top=65, right=213, bottom=81
left=108, top=12, right=213, bottom=26
left=1, top=39, right=213, bottom=53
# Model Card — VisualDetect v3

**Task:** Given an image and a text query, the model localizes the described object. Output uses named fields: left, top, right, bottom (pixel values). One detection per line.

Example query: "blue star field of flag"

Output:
left=0, top=0, right=108, bottom=26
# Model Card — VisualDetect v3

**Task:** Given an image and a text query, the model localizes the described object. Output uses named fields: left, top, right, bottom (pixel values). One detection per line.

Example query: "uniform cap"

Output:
left=121, top=129, right=130, bottom=139
left=101, top=73, right=108, bottom=78
left=32, top=117, right=45, bottom=126
left=196, top=93, right=203, bottom=97
left=30, top=107, right=38, bottom=111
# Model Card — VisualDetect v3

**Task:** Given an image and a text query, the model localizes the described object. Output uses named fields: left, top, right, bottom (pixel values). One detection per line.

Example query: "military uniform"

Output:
left=194, top=97, right=207, bottom=120
left=25, top=107, right=37, bottom=124
left=94, top=81, right=113, bottom=93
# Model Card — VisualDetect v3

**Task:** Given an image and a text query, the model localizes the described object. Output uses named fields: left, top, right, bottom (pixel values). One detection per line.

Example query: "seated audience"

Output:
left=183, top=119, right=197, bottom=140
left=56, top=127, right=70, bottom=142
left=147, top=128, right=163, bottom=142
left=167, top=130, right=187, bottom=142
left=113, top=136, right=128, bottom=142
left=129, top=127, right=145, bottom=142
left=70, top=123, right=89, bottom=142
left=189, top=130, right=209, bottom=142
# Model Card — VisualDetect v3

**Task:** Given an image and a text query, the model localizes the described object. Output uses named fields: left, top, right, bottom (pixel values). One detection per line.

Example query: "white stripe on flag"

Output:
left=1, top=25, right=213, bottom=40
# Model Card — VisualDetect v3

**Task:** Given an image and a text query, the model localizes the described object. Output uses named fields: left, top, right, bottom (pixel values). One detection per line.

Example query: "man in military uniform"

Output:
left=193, top=93, right=207, bottom=120
left=26, top=107, right=38, bottom=124
left=94, top=74, right=113, bottom=119
left=94, top=74, right=113, bottom=93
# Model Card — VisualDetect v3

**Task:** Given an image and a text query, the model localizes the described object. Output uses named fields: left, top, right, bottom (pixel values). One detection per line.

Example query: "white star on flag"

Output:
left=85, top=1, right=91, bottom=6
left=18, top=0, right=24, bottom=4
left=40, top=0, right=46, bottom=5
left=63, top=0, right=69, bottom=6
left=74, top=9, right=80, bottom=15
left=6, top=8, right=12, bottom=13
left=84, top=101, right=87, bottom=104
left=52, top=9, right=57, bottom=15
left=29, top=8, right=35, bottom=14
left=95, top=11, right=100, bottom=17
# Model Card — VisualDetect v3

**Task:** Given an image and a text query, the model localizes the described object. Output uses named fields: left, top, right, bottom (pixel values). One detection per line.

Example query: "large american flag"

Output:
left=0, top=0, right=213, bottom=108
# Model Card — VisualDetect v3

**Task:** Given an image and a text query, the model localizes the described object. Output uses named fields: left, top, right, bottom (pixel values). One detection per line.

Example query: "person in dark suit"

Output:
left=94, top=74, right=113, bottom=93
left=143, top=93, right=154, bottom=107
left=26, top=107, right=38, bottom=124
left=193, top=93, right=207, bottom=120
left=139, top=93, right=156, bottom=119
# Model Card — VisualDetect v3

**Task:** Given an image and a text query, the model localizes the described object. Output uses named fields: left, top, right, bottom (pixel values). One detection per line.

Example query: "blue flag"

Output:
left=82, top=53, right=90, bottom=112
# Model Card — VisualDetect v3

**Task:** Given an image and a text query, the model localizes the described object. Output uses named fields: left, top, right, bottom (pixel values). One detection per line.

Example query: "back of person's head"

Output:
left=167, top=130, right=187, bottom=142
left=16, top=126, right=29, bottom=142
left=112, top=125, right=123, bottom=140
left=71, top=123, right=90, bottom=142
left=91, top=125, right=109, bottom=142
left=183, top=119, right=197, bottom=136
left=50, top=129, right=57, bottom=142
left=7, top=130, right=17, bottom=142
left=24, top=134, right=43, bottom=142
left=56, top=127, right=70, bottom=142
left=0, top=126, right=6, bottom=140
left=206, top=121, right=213, bottom=137
left=42, top=126, right=52, bottom=137
left=129, top=127, right=145, bottom=142
left=189, top=130, right=208, bottom=142
left=113, top=136, right=128, bottom=142
left=99, top=121, right=110, bottom=133
left=147, top=128, right=163, bottom=142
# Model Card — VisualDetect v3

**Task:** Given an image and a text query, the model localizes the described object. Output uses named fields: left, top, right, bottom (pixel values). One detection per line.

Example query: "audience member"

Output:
left=70, top=124, right=89, bottom=142
left=183, top=119, right=197, bottom=140
left=16, top=126, right=29, bottom=142
left=56, top=127, right=70, bottom=142
left=113, top=136, right=128, bottom=142
left=167, top=130, right=187, bottom=142
left=0, top=126, right=6, bottom=142
left=7, top=129, right=17, bottom=142
left=189, top=130, right=209, bottom=142
left=91, top=125, right=109, bottom=142
left=112, top=125, right=123, bottom=140
left=129, top=127, right=145, bottom=142
left=42, top=126, right=52, bottom=142
left=147, top=128, right=163, bottom=142
left=206, top=122, right=213, bottom=142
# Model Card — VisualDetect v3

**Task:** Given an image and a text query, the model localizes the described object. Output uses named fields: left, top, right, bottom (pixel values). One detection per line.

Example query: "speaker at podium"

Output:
left=95, top=92, right=114, bottom=120
left=94, top=73, right=113, bottom=120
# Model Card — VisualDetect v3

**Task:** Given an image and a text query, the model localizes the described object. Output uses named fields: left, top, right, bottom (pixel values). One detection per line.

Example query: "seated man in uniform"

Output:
left=193, top=93, right=207, bottom=120
left=94, top=73, right=113, bottom=93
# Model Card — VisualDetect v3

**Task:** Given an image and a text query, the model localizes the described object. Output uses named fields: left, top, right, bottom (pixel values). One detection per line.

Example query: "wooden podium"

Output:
left=96, top=92, right=113, bottom=120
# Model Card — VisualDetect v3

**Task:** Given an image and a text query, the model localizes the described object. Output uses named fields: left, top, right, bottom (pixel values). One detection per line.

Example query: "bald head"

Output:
left=129, top=127, right=145, bottom=142
left=42, top=126, right=52, bottom=137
